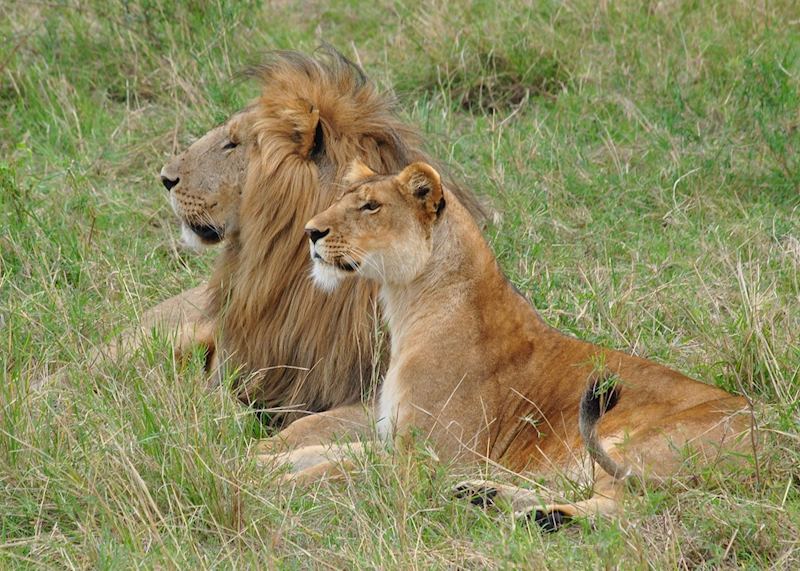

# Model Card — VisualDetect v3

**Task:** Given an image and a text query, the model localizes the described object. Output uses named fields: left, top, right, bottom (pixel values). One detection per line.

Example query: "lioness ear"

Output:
left=344, top=159, right=376, bottom=185
left=397, top=162, right=445, bottom=218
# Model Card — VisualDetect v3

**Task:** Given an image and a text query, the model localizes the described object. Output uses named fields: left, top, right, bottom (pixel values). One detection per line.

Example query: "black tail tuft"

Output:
left=580, top=373, right=621, bottom=425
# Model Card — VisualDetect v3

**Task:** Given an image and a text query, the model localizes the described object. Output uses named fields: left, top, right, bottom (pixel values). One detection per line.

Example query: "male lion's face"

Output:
left=160, top=112, right=251, bottom=249
left=305, top=161, right=446, bottom=291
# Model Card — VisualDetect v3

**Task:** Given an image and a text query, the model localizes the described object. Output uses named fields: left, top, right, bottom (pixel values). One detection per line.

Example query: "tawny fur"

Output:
left=158, top=49, right=485, bottom=428
left=293, top=162, right=753, bottom=525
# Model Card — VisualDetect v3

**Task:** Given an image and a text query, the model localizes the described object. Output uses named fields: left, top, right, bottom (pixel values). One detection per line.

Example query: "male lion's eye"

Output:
left=360, top=201, right=381, bottom=212
left=222, top=141, right=239, bottom=150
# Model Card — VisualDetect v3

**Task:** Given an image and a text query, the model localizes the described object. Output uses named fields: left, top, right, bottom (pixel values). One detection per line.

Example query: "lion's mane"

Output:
left=207, top=48, right=483, bottom=426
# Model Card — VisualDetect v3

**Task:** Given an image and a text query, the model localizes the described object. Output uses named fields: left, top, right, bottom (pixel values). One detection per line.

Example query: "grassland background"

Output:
left=1, top=0, right=799, bottom=568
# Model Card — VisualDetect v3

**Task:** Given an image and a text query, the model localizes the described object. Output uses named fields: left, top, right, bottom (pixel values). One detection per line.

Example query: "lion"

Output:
left=271, top=160, right=753, bottom=531
left=131, top=49, right=487, bottom=443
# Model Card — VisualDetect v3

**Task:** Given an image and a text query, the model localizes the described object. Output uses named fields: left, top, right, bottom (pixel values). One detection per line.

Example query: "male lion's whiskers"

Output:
left=199, top=211, right=218, bottom=233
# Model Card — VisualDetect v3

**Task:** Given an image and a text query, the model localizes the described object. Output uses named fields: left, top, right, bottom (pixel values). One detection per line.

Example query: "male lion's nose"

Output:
left=305, top=227, right=330, bottom=244
left=161, top=175, right=180, bottom=191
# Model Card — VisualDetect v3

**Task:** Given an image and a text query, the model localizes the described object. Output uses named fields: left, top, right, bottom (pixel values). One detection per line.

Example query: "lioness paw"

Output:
left=530, top=508, right=571, bottom=533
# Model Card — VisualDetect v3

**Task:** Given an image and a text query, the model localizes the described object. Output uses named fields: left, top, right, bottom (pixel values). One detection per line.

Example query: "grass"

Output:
left=1, top=0, right=799, bottom=567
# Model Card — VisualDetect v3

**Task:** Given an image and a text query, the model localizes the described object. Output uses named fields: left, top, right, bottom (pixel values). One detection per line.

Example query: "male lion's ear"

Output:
left=344, top=159, right=376, bottom=185
left=283, top=99, right=323, bottom=159
left=397, top=162, right=445, bottom=218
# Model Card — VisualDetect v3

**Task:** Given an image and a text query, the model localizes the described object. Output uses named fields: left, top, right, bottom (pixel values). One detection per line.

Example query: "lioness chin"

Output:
left=273, top=160, right=752, bottom=532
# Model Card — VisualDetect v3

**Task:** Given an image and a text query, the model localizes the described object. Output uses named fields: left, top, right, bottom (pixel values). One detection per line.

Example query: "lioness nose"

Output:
left=161, top=175, right=180, bottom=191
left=305, top=227, right=330, bottom=244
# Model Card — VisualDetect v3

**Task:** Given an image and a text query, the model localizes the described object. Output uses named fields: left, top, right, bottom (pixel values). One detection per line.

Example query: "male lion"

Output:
left=277, top=161, right=752, bottom=530
left=143, top=49, right=486, bottom=442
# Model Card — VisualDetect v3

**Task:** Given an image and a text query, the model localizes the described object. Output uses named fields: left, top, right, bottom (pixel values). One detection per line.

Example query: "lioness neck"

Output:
left=379, top=191, right=544, bottom=362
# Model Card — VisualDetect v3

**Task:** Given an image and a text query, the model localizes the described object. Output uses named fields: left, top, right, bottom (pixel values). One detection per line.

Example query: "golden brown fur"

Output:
left=153, top=49, right=486, bottom=430
left=281, top=162, right=752, bottom=528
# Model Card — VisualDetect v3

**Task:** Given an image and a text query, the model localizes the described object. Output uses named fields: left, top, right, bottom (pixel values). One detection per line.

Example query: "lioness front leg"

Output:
left=257, top=442, right=374, bottom=484
left=255, top=402, right=374, bottom=454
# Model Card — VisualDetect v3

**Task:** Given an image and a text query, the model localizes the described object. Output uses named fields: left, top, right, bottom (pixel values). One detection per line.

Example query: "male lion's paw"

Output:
left=453, top=480, right=499, bottom=510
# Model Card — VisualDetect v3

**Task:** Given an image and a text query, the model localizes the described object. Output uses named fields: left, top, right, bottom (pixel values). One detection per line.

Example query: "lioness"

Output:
left=287, top=160, right=751, bottom=530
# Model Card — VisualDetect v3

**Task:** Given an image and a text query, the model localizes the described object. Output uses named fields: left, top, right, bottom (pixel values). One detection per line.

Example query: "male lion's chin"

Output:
left=311, top=261, right=349, bottom=292
left=180, top=223, right=223, bottom=251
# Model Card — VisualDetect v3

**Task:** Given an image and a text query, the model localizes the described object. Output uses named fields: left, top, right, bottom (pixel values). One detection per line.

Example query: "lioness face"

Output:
left=160, top=111, right=251, bottom=249
left=305, top=161, right=446, bottom=291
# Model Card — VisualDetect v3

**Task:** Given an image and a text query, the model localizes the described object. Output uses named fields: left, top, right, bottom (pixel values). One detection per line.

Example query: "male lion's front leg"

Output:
left=33, top=284, right=214, bottom=390
left=104, top=283, right=216, bottom=367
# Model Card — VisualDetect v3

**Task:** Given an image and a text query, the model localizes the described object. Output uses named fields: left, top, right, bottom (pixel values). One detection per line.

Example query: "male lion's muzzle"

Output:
left=161, top=175, right=180, bottom=191
left=189, top=223, right=223, bottom=243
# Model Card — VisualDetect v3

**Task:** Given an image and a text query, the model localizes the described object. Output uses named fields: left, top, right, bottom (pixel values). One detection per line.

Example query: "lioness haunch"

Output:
left=293, top=160, right=751, bottom=530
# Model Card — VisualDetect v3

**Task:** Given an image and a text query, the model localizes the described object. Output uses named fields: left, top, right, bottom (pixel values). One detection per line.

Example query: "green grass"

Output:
left=2, top=0, right=799, bottom=567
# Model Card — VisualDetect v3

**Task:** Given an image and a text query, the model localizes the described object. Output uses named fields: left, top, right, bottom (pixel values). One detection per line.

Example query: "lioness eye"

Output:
left=222, top=141, right=239, bottom=150
left=360, top=201, right=381, bottom=212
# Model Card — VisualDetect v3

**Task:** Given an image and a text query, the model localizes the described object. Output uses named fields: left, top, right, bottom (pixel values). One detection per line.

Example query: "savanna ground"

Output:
left=1, top=0, right=799, bottom=568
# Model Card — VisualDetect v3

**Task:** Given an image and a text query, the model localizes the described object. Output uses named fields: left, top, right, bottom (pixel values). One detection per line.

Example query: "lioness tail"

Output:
left=579, top=374, right=631, bottom=480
